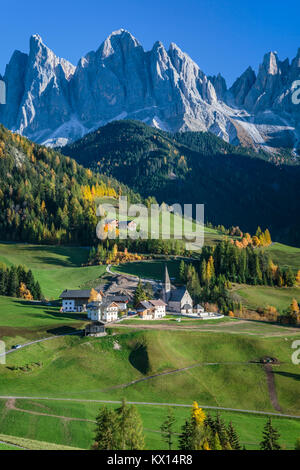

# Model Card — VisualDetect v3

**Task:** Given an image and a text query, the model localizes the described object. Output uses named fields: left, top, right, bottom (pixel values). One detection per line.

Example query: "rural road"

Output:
left=0, top=330, right=83, bottom=359
left=0, top=395, right=299, bottom=420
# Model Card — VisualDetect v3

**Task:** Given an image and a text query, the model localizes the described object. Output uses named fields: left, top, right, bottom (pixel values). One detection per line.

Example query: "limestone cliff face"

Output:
left=0, top=29, right=299, bottom=151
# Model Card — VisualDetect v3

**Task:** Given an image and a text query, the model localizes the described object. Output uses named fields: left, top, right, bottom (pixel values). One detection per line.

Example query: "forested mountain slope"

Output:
left=63, top=120, right=300, bottom=246
left=0, top=125, right=140, bottom=245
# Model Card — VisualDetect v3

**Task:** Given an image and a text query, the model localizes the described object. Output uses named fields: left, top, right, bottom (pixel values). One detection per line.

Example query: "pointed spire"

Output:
left=164, top=264, right=171, bottom=292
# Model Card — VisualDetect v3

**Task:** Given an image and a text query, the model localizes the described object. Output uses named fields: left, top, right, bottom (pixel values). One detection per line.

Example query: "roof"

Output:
left=164, top=264, right=171, bottom=286
left=170, top=287, right=188, bottom=302
left=108, top=295, right=129, bottom=302
left=137, top=300, right=152, bottom=310
left=137, top=299, right=166, bottom=310
left=102, top=300, right=119, bottom=308
left=87, top=301, right=102, bottom=308
left=149, top=299, right=166, bottom=307
left=60, top=289, right=100, bottom=299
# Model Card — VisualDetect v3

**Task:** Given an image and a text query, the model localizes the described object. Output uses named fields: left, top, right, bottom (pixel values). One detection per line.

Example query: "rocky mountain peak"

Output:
left=1, top=31, right=300, bottom=152
left=98, top=29, right=142, bottom=59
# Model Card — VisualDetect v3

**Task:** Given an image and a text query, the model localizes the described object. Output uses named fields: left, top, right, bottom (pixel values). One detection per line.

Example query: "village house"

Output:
left=108, top=295, right=128, bottom=311
left=59, top=289, right=102, bottom=312
left=137, top=299, right=166, bottom=320
left=87, top=300, right=119, bottom=323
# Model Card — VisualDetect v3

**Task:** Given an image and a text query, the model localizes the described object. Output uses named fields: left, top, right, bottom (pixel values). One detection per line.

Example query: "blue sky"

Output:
left=1, top=0, right=299, bottom=85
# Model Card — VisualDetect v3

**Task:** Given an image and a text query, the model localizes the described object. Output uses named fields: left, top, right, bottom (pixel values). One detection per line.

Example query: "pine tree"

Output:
left=25, top=269, right=35, bottom=294
left=260, top=418, right=281, bottom=450
left=214, top=413, right=230, bottom=449
left=7, top=266, right=19, bottom=297
left=34, top=281, right=42, bottom=300
left=115, top=399, right=145, bottom=450
left=211, top=432, right=222, bottom=450
left=227, top=421, right=241, bottom=450
left=133, top=279, right=148, bottom=307
left=200, top=259, right=207, bottom=285
left=160, top=407, right=176, bottom=450
left=179, top=260, right=185, bottom=282
left=179, top=420, right=194, bottom=450
left=93, top=407, right=119, bottom=450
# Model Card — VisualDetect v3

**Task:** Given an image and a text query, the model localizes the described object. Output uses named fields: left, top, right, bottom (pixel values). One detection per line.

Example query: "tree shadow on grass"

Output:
left=46, top=325, right=84, bottom=336
left=21, top=245, right=89, bottom=267
left=272, top=371, right=300, bottom=381
left=129, top=343, right=150, bottom=375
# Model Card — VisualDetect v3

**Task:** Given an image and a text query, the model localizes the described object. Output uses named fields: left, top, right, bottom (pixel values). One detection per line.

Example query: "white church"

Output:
left=160, top=265, right=196, bottom=314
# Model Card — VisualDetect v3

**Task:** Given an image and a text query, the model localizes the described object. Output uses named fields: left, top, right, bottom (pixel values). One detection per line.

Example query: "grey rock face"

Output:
left=229, top=67, right=256, bottom=106
left=0, top=29, right=300, bottom=151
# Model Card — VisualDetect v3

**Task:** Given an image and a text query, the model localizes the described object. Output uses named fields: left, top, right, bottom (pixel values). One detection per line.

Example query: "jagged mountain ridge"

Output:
left=0, top=29, right=299, bottom=151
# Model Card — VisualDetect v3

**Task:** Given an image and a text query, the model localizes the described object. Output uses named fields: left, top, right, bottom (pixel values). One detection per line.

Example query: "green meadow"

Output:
left=235, top=285, right=300, bottom=313
left=0, top=296, right=86, bottom=349
left=0, top=399, right=299, bottom=450
left=0, top=329, right=299, bottom=414
left=265, top=243, right=300, bottom=272
left=0, top=243, right=106, bottom=299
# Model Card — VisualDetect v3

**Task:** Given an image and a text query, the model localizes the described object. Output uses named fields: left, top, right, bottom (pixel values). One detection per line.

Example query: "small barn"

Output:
left=85, top=321, right=106, bottom=337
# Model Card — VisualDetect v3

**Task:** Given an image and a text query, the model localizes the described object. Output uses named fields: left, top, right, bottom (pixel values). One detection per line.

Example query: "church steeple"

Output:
left=162, top=264, right=171, bottom=302
left=164, top=265, right=171, bottom=291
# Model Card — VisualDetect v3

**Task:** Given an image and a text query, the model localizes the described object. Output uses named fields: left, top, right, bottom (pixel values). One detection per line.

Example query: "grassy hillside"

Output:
left=0, top=243, right=106, bottom=299
left=0, top=399, right=299, bottom=450
left=1, top=329, right=299, bottom=413
left=265, top=243, right=300, bottom=272
left=0, top=297, right=86, bottom=349
left=234, top=285, right=300, bottom=313
left=0, top=328, right=299, bottom=449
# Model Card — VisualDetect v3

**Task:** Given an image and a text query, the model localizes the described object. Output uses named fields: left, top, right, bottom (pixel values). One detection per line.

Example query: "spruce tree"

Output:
left=133, top=279, right=148, bottom=307
left=34, top=281, right=42, bottom=300
left=179, top=260, right=185, bottom=282
left=7, top=266, right=19, bottom=297
left=214, top=413, right=229, bottom=448
left=179, top=420, right=194, bottom=450
left=115, top=399, right=145, bottom=450
left=93, top=407, right=119, bottom=450
left=260, top=418, right=281, bottom=450
left=160, top=408, right=176, bottom=450
left=227, top=421, right=241, bottom=450
left=211, top=432, right=222, bottom=450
